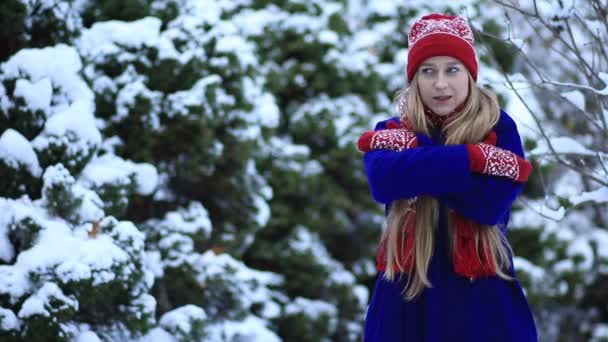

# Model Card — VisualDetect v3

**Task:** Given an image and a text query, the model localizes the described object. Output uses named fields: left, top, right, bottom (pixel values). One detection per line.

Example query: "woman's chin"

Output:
left=429, top=106, right=455, bottom=116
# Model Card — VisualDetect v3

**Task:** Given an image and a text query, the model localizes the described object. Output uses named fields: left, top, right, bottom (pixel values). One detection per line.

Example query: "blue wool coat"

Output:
left=363, top=110, right=538, bottom=342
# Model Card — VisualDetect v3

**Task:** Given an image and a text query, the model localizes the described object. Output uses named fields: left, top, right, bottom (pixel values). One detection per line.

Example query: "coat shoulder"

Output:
left=495, top=109, right=519, bottom=133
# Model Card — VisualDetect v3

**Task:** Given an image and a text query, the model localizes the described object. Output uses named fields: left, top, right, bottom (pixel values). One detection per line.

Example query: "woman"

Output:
left=358, top=14, right=538, bottom=341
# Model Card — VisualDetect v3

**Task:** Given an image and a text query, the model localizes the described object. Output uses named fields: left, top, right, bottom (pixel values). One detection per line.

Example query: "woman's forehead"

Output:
left=420, top=56, right=463, bottom=66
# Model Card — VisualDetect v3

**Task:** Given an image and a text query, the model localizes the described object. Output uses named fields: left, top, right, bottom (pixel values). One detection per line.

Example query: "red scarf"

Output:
left=423, top=103, right=465, bottom=127
left=376, top=104, right=497, bottom=280
left=376, top=210, right=497, bottom=279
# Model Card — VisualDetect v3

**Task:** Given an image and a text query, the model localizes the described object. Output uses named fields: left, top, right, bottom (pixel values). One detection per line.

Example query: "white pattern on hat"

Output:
left=408, top=16, right=474, bottom=49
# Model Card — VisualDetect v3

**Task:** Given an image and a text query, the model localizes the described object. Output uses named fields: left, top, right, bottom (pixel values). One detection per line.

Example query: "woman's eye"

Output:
left=447, top=67, right=460, bottom=73
left=421, top=68, right=433, bottom=74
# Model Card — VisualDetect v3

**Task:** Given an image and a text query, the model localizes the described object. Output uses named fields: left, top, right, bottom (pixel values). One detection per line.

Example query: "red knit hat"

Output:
left=406, top=14, right=478, bottom=82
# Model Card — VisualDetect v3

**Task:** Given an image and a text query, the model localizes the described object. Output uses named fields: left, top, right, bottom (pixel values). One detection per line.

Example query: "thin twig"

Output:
left=501, top=72, right=608, bottom=186
left=476, top=30, right=604, bottom=133
left=495, top=0, right=598, bottom=79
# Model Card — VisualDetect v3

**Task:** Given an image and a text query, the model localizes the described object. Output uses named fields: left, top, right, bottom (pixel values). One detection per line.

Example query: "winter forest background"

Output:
left=0, top=0, right=607, bottom=341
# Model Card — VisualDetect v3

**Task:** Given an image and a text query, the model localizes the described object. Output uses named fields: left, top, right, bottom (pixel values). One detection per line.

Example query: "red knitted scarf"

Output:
left=424, top=103, right=465, bottom=127
left=376, top=104, right=498, bottom=280
left=376, top=209, right=497, bottom=279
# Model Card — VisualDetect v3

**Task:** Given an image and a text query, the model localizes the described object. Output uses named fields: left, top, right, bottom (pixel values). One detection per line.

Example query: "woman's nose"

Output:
left=434, top=73, right=448, bottom=89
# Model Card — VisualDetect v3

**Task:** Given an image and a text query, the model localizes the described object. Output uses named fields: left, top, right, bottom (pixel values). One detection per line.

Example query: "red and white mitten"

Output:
left=357, top=129, right=418, bottom=152
left=466, top=143, right=532, bottom=182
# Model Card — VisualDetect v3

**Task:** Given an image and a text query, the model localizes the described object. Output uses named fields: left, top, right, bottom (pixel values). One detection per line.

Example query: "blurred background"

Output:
left=0, top=0, right=606, bottom=341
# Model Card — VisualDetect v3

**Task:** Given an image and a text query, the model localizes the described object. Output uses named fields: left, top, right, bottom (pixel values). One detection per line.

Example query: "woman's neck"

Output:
left=424, top=103, right=466, bottom=127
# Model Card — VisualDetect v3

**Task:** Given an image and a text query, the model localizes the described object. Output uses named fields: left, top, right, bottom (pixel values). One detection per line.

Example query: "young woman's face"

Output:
left=416, top=56, right=470, bottom=116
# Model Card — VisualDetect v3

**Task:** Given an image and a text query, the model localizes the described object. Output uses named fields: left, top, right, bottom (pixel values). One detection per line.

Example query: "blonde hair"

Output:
left=382, top=72, right=514, bottom=300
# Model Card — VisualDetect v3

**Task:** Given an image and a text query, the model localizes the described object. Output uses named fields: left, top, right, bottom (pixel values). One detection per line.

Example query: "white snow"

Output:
left=352, top=285, right=370, bottom=307
left=529, top=136, right=599, bottom=157
left=0, top=129, right=42, bottom=177
left=18, top=223, right=129, bottom=284
left=132, top=163, right=159, bottom=196
left=567, top=237, right=594, bottom=270
left=246, top=160, right=272, bottom=227
left=0, top=265, right=30, bottom=304
left=230, top=7, right=285, bottom=36
left=366, top=0, right=401, bottom=16
left=78, top=17, right=162, bottom=56
left=1, top=212, right=146, bottom=306
left=561, top=90, right=586, bottom=112
left=553, top=259, right=575, bottom=274
left=41, top=100, right=101, bottom=146
left=0, top=307, right=20, bottom=331
left=14, top=78, right=53, bottom=113
left=285, top=297, right=338, bottom=333
left=350, top=29, right=384, bottom=51
left=253, top=193, right=271, bottom=228
left=137, top=327, right=175, bottom=342
left=74, top=331, right=102, bottom=342
left=79, top=154, right=159, bottom=196
left=165, top=75, right=231, bottom=118
left=570, top=187, right=608, bottom=206
left=591, top=230, right=608, bottom=260
left=54, top=261, right=92, bottom=283
left=108, top=220, right=146, bottom=252
left=114, top=80, right=162, bottom=129
left=207, top=315, right=281, bottom=342
left=1, top=44, right=93, bottom=108
left=241, top=77, right=280, bottom=129
left=596, top=72, right=608, bottom=95
left=42, top=164, right=105, bottom=223
left=260, top=300, right=281, bottom=320
left=158, top=201, right=212, bottom=237
left=159, top=304, right=207, bottom=335
left=199, top=250, right=284, bottom=296
left=288, top=226, right=357, bottom=287
left=532, top=201, right=566, bottom=221
left=0, top=197, right=35, bottom=262
left=513, top=256, right=546, bottom=281
left=18, top=282, right=78, bottom=318
left=318, top=30, right=340, bottom=45
left=593, top=323, right=608, bottom=340
left=552, top=169, right=584, bottom=200
left=290, top=94, right=373, bottom=147
left=263, top=137, right=324, bottom=176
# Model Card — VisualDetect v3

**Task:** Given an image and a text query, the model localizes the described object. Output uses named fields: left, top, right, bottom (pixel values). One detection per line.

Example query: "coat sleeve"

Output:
left=364, top=116, right=473, bottom=203
left=363, top=112, right=529, bottom=226
left=363, top=144, right=474, bottom=203
left=438, top=111, right=527, bottom=225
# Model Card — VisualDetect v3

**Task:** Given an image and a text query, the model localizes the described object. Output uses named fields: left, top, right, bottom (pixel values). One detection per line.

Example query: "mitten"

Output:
left=466, top=142, right=532, bottom=182
left=358, top=117, right=433, bottom=152
left=357, top=128, right=418, bottom=152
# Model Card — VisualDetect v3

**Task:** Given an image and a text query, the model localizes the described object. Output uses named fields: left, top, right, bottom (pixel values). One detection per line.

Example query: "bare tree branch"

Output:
left=476, top=30, right=604, bottom=137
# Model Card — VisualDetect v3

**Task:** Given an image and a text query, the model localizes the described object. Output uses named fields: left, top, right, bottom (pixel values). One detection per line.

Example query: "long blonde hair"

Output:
left=382, top=72, right=514, bottom=300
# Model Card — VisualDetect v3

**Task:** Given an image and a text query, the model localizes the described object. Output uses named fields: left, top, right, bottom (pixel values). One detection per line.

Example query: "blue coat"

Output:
left=363, top=110, right=538, bottom=342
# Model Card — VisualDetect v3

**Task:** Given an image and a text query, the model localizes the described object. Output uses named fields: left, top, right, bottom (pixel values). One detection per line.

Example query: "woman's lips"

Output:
left=433, top=95, right=452, bottom=104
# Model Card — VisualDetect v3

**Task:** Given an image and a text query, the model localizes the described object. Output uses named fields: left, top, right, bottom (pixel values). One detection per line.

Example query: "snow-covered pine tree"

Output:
left=1, top=0, right=283, bottom=340
left=0, top=42, right=156, bottom=340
